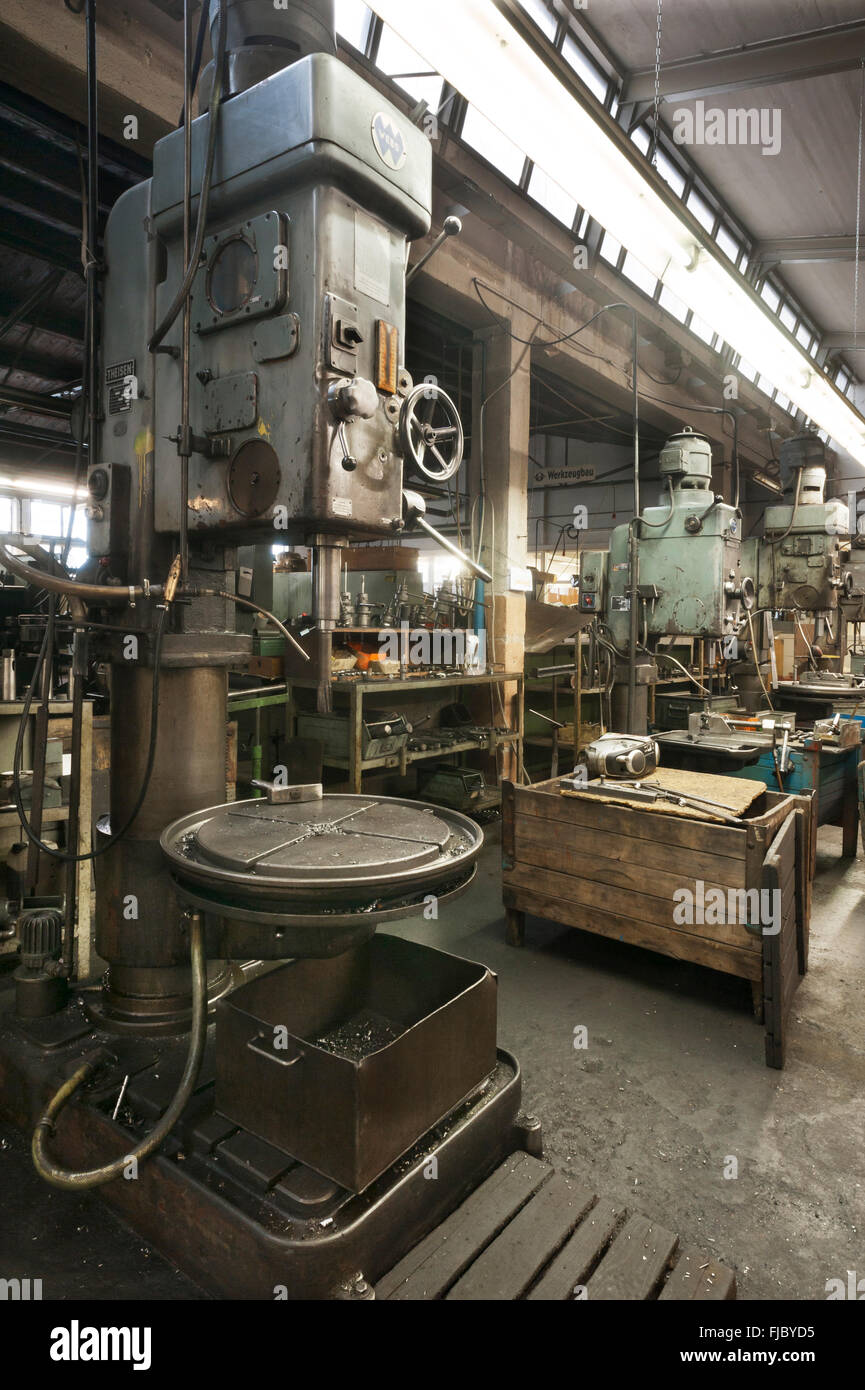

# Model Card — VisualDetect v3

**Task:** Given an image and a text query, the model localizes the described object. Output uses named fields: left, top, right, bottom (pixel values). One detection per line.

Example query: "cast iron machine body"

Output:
left=0, top=0, right=529, bottom=1297
left=578, top=428, right=753, bottom=731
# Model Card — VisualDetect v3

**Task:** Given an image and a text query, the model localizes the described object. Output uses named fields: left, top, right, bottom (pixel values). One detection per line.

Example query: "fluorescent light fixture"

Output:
left=370, top=0, right=865, bottom=464
left=0, top=476, right=87, bottom=500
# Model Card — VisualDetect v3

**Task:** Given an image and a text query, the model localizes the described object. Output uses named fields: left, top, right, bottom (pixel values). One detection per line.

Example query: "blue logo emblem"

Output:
left=372, top=112, right=408, bottom=171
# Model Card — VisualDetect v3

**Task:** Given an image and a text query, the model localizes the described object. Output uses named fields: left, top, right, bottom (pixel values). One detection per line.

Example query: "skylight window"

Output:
left=516, top=0, right=559, bottom=42
left=686, top=188, right=715, bottom=234
left=376, top=26, right=443, bottom=108
left=461, top=105, right=527, bottom=183
left=715, top=224, right=742, bottom=265
left=760, top=281, right=781, bottom=314
left=659, top=284, right=688, bottom=322
left=527, top=165, right=578, bottom=227
left=653, top=148, right=686, bottom=198
left=599, top=230, right=622, bottom=266
left=622, top=252, right=657, bottom=297
left=561, top=35, right=609, bottom=104
left=689, top=313, right=716, bottom=346
left=335, top=0, right=372, bottom=52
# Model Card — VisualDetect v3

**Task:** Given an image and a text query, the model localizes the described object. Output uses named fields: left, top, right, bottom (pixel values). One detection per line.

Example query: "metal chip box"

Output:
left=215, top=936, right=498, bottom=1191
left=297, top=711, right=408, bottom=760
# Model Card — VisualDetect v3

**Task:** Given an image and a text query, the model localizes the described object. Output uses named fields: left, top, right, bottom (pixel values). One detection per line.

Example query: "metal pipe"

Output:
left=26, top=595, right=55, bottom=892
left=626, top=306, right=640, bottom=734
left=85, top=0, right=99, bottom=530
left=179, top=0, right=194, bottom=582
left=61, top=627, right=88, bottom=978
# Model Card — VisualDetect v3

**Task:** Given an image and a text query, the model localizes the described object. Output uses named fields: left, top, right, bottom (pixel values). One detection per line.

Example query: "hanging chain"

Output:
left=855, top=60, right=864, bottom=350
left=649, top=0, right=663, bottom=167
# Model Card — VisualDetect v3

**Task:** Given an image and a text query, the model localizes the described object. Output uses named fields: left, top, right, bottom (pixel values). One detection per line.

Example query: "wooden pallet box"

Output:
left=502, top=778, right=815, bottom=1068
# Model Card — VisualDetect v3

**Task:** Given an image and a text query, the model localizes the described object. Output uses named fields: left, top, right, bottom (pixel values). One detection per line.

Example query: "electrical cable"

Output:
left=148, top=0, right=227, bottom=354
left=12, top=606, right=168, bottom=864
left=187, top=586, right=311, bottom=662
left=178, top=0, right=211, bottom=126
left=32, top=912, right=207, bottom=1190
left=745, top=606, right=774, bottom=710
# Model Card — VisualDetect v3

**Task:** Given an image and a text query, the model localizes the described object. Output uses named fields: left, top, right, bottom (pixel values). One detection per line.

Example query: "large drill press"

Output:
left=0, top=0, right=534, bottom=1298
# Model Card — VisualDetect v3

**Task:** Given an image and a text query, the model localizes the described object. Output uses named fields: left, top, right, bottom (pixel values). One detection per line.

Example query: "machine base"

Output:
left=0, top=1004, right=532, bottom=1299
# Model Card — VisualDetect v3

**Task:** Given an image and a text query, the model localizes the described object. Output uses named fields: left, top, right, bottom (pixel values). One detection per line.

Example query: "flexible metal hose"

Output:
left=32, top=914, right=207, bottom=1190
left=0, top=542, right=162, bottom=605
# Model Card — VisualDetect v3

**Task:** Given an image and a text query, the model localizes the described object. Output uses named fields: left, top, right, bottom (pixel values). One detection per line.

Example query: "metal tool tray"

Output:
left=215, top=935, right=498, bottom=1192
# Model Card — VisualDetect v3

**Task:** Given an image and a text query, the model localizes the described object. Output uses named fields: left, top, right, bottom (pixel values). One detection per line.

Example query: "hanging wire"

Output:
left=855, top=60, right=864, bottom=351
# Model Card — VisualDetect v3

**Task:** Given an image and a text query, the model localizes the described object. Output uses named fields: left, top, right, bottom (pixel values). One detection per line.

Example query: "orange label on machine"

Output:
left=376, top=320, right=400, bottom=394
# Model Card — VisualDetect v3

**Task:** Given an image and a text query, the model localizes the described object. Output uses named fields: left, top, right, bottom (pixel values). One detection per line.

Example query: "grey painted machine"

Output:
left=0, top=0, right=527, bottom=1299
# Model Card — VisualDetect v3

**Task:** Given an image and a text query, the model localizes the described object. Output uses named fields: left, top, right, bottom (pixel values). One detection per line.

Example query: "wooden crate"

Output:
left=502, top=778, right=815, bottom=1069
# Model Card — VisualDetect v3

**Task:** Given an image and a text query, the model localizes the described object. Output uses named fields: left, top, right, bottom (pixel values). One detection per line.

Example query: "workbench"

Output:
left=656, top=720, right=864, bottom=858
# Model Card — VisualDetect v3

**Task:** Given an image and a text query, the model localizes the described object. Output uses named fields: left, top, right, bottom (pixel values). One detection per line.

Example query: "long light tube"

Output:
left=371, top=0, right=865, bottom=464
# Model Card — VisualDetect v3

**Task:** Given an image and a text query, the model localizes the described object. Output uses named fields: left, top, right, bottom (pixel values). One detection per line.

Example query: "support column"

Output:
left=473, top=324, right=531, bottom=779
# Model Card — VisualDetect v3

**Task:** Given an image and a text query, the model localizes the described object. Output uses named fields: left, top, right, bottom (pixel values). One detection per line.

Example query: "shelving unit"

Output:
left=283, top=671, right=524, bottom=794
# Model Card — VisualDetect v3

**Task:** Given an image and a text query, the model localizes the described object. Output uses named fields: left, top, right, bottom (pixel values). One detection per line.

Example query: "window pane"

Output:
left=795, top=322, right=813, bottom=351
left=376, top=26, right=443, bottom=108
left=689, top=313, right=716, bottom=345
left=737, top=358, right=757, bottom=382
left=527, top=165, right=578, bottom=226
left=516, top=0, right=558, bottom=41
left=561, top=35, right=608, bottom=103
left=599, top=230, right=622, bottom=266
left=654, top=148, right=686, bottom=197
left=461, top=105, right=526, bottom=182
left=659, top=283, right=688, bottom=322
left=760, top=280, right=781, bottom=313
left=779, top=302, right=797, bottom=331
left=715, top=224, right=742, bottom=264
left=630, top=125, right=650, bottom=155
left=775, top=391, right=791, bottom=412
left=0, top=497, right=13, bottom=530
left=686, top=188, right=715, bottom=233
left=335, top=0, right=371, bottom=51
left=622, top=251, right=657, bottom=296
left=30, top=501, right=63, bottom=537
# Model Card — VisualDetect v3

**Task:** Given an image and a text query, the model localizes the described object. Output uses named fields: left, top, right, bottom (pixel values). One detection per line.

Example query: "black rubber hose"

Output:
left=32, top=913, right=207, bottom=1190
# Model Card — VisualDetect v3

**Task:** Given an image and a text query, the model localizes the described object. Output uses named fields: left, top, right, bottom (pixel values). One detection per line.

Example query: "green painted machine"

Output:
left=579, top=427, right=753, bottom=730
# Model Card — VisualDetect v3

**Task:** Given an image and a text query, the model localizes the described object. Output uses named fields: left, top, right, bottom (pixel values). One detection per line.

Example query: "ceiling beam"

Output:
left=0, top=209, right=83, bottom=274
left=622, top=21, right=865, bottom=103
left=0, top=384, right=74, bottom=419
left=753, top=236, right=862, bottom=265
left=822, top=333, right=865, bottom=352
left=0, top=291, right=84, bottom=344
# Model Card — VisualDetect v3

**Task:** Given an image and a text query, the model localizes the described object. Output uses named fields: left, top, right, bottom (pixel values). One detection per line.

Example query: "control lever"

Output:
left=406, top=215, right=462, bottom=287
left=402, top=490, right=492, bottom=583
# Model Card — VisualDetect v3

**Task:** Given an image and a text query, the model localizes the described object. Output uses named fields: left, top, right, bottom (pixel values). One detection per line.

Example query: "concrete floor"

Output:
left=1, top=819, right=861, bottom=1300
left=389, top=820, right=864, bottom=1301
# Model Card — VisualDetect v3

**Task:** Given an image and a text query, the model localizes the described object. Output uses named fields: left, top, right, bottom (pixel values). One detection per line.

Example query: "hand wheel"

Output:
left=398, top=384, right=464, bottom=482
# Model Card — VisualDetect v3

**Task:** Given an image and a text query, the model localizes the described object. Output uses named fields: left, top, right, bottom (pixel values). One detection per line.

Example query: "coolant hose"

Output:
left=31, top=914, right=207, bottom=1190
